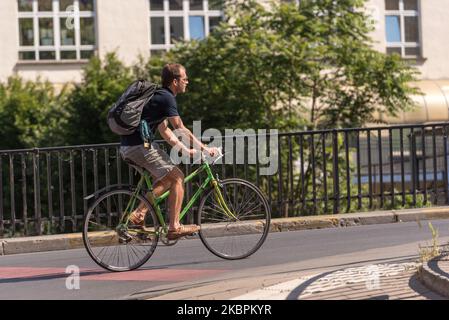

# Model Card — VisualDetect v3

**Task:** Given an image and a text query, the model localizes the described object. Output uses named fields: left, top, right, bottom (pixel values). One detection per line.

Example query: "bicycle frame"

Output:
left=120, top=160, right=237, bottom=230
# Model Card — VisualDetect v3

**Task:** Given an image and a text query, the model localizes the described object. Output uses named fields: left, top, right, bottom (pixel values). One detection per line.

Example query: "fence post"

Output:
left=70, top=150, right=77, bottom=232
left=33, top=149, right=42, bottom=235
left=21, top=154, right=28, bottom=235
left=332, top=130, right=340, bottom=214
left=378, top=129, right=384, bottom=208
left=410, top=129, right=417, bottom=206
left=46, top=152, right=54, bottom=229
left=58, top=152, right=65, bottom=233
left=9, top=154, right=16, bottom=236
left=443, top=126, right=449, bottom=204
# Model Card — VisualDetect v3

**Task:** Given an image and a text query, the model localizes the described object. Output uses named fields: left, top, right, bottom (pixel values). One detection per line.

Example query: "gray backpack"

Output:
left=107, top=79, right=160, bottom=135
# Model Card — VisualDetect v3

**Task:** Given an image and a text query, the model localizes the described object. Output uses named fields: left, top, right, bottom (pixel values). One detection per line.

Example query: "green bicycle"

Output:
left=82, top=149, right=271, bottom=272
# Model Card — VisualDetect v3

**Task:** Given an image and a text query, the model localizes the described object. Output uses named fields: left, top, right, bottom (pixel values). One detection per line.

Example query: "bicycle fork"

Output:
left=211, top=180, right=239, bottom=221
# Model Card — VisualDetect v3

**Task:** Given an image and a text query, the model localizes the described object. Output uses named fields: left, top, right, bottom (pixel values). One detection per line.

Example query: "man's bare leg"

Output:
left=129, top=169, right=183, bottom=227
left=166, top=169, right=185, bottom=230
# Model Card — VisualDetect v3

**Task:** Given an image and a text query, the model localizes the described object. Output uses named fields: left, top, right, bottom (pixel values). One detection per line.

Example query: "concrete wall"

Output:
left=0, top=0, right=20, bottom=83
left=96, top=0, right=150, bottom=65
left=366, top=0, right=449, bottom=80
left=0, top=0, right=151, bottom=85
left=418, top=0, right=449, bottom=79
left=365, top=0, right=386, bottom=54
left=1, top=0, right=449, bottom=84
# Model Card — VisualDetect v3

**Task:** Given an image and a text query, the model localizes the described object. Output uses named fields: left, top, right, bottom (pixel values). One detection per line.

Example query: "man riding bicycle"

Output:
left=119, top=63, right=219, bottom=240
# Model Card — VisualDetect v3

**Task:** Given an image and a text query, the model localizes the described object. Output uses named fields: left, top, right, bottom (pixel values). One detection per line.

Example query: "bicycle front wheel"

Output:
left=83, top=189, right=160, bottom=272
left=197, top=178, right=271, bottom=260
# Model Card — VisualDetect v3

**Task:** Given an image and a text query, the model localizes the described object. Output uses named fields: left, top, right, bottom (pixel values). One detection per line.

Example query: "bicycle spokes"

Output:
left=198, top=178, right=270, bottom=260
left=83, top=190, right=160, bottom=272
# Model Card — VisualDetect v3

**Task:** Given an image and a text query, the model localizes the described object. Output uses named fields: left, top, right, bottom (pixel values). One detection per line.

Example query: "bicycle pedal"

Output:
left=118, top=235, right=132, bottom=244
left=117, top=230, right=133, bottom=243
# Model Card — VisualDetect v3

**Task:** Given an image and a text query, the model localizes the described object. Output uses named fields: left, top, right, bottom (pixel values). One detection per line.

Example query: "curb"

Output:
left=418, top=255, right=449, bottom=298
left=0, top=233, right=85, bottom=255
left=1, top=206, right=449, bottom=256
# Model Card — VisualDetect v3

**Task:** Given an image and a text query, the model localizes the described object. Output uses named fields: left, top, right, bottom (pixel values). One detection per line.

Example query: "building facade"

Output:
left=0, top=0, right=448, bottom=123
left=0, top=0, right=223, bottom=85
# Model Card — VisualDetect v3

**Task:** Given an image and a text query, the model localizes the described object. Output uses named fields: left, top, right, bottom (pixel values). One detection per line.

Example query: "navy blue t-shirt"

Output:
left=120, top=87, right=179, bottom=146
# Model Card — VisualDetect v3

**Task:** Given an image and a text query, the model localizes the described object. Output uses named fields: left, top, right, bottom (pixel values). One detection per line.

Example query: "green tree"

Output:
left=161, top=0, right=419, bottom=132
left=154, top=0, right=422, bottom=217
left=0, top=76, right=68, bottom=149
left=63, top=52, right=134, bottom=145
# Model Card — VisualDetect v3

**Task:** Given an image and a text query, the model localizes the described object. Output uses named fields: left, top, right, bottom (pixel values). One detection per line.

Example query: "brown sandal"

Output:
left=167, top=224, right=200, bottom=240
left=129, top=213, right=146, bottom=226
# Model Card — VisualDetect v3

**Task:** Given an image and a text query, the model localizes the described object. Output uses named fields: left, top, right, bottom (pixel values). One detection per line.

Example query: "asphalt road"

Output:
left=1, top=219, right=449, bottom=300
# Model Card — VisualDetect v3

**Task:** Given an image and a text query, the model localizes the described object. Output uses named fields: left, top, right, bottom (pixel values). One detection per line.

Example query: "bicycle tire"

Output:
left=197, top=178, right=271, bottom=260
left=83, top=189, right=160, bottom=272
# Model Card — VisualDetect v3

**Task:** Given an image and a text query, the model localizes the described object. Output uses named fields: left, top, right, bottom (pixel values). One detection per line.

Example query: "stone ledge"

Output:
left=418, top=256, right=449, bottom=298
left=1, top=233, right=85, bottom=255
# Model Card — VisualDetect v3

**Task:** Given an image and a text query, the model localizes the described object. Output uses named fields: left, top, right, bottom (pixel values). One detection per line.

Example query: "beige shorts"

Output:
left=120, top=143, right=176, bottom=185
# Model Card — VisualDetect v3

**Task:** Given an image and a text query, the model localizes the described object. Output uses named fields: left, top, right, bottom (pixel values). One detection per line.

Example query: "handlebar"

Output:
left=193, top=147, right=223, bottom=165
left=202, top=147, right=223, bottom=165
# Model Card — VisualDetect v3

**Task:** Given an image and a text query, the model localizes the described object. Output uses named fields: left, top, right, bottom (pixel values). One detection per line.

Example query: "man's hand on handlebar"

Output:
left=203, top=146, right=221, bottom=157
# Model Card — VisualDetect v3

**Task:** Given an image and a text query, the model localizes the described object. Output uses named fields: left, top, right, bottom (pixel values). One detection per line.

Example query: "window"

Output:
left=18, top=0, right=33, bottom=11
left=189, top=16, right=205, bottom=40
left=17, top=0, right=96, bottom=61
left=385, top=0, right=420, bottom=59
left=149, top=0, right=163, bottom=10
left=170, top=17, right=184, bottom=43
left=149, top=0, right=223, bottom=53
left=150, top=17, right=165, bottom=44
left=209, top=16, right=221, bottom=33
left=189, top=0, right=203, bottom=10
left=19, top=18, right=34, bottom=46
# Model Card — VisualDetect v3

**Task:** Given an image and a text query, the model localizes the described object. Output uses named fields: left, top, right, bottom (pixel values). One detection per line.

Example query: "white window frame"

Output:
left=385, top=0, right=421, bottom=58
left=149, top=0, right=223, bottom=53
left=17, top=0, right=96, bottom=61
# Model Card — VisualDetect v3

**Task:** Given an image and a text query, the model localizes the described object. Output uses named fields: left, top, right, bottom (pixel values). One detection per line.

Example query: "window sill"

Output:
left=402, top=56, right=427, bottom=65
left=16, top=59, right=90, bottom=66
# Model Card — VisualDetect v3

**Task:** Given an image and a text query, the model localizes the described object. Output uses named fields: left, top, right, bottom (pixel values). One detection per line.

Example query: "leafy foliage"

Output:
left=62, top=52, right=135, bottom=145
left=0, top=77, right=68, bottom=149
left=163, top=0, right=420, bottom=131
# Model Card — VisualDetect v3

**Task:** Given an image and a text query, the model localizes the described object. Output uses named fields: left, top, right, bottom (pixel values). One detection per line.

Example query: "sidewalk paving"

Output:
left=144, top=260, right=448, bottom=300
left=233, top=262, right=446, bottom=300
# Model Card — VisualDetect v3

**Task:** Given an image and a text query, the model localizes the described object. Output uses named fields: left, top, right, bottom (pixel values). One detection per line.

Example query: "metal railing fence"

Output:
left=2, top=122, right=449, bottom=237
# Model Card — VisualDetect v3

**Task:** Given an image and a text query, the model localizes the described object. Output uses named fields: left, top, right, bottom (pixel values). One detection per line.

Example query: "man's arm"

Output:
left=157, top=120, right=195, bottom=155
left=167, top=116, right=207, bottom=151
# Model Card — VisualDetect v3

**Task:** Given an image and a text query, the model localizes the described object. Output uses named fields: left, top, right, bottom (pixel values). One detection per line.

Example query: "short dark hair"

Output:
left=161, top=63, right=185, bottom=88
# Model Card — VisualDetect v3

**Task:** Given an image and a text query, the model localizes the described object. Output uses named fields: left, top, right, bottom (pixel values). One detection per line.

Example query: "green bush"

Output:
left=62, top=52, right=135, bottom=145
left=0, top=76, right=68, bottom=149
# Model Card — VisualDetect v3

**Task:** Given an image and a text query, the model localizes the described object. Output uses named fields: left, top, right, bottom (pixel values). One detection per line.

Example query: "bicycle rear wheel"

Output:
left=197, top=178, right=271, bottom=260
left=83, top=189, right=160, bottom=272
